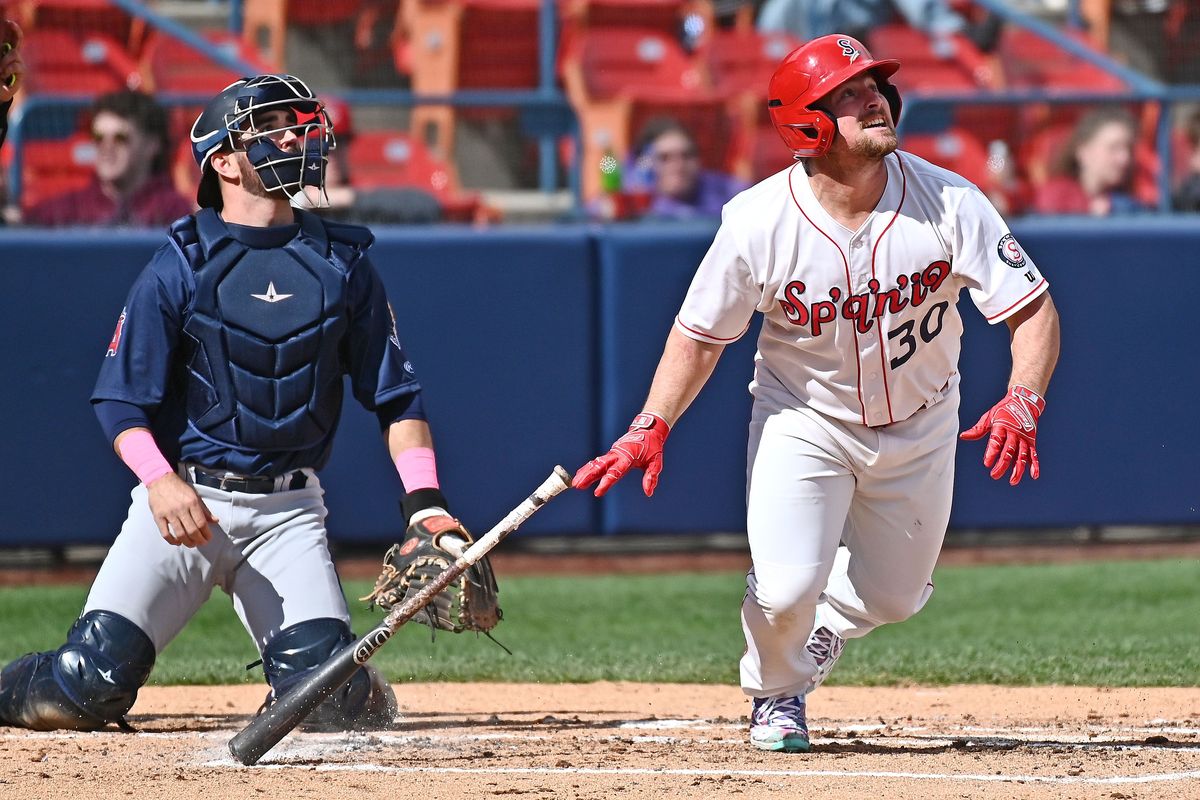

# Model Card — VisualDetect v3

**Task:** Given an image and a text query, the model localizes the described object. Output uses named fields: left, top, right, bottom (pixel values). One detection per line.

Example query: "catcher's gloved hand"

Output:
left=360, top=514, right=502, bottom=633
left=960, top=384, right=1045, bottom=486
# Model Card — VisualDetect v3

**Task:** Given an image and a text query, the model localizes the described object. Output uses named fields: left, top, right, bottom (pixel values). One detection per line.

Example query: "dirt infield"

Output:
left=1, top=683, right=1197, bottom=800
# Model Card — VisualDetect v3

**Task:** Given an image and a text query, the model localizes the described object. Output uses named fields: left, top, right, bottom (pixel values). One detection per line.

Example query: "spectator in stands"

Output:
left=23, top=90, right=193, bottom=227
left=1032, top=107, right=1149, bottom=216
left=622, top=117, right=749, bottom=221
left=756, top=0, right=1001, bottom=53
left=1173, top=107, right=1200, bottom=211
left=0, top=17, right=25, bottom=152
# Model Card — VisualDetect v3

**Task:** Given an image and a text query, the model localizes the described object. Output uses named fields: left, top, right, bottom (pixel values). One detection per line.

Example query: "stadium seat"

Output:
left=22, top=29, right=144, bottom=95
left=19, top=134, right=96, bottom=212
left=996, top=27, right=1126, bottom=92
left=559, top=0, right=713, bottom=56
left=901, top=128, right=992, bottom=189
left=705, top=29, right=798, bottom=181
left=400, top=0, right=543, bottom=160
left=142, top=30, right=276, bottom=94
left=562, top=27, right=734, bottom=198
left=343, top=130, right=490, bottom=221
left=16, top=0, right=144, bottom=55
left=867, top=24, right=1000, bottom=91
left=241, top=0, right=365, bottom=69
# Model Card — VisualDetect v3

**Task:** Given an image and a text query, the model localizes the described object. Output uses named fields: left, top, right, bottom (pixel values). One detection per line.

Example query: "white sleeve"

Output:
left=674, top=218, right=760, bottom=344
left=951, top=187, right=1050, bottom=324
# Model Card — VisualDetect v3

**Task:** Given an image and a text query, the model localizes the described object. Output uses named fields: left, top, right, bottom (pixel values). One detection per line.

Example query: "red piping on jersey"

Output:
left=788, top=163, right=867, bottom=426
left=986, top=279, right=1048, bottom=321
left=870, top=153, right=908, bottom=425
left=675, top=315, right=750, bottom=343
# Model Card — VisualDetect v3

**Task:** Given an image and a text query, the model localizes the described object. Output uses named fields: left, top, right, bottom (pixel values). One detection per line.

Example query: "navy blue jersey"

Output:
left=92, top=211, right=422, bottom=475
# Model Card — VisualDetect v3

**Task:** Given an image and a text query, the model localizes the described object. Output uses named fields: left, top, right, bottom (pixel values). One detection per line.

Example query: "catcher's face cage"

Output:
left=191, top=74, right=336, bottom=209
left=768, top=34, right=901, bottom=160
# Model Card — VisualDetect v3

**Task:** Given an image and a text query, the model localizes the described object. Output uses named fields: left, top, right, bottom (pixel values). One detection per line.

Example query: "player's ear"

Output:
left=209, top=150, right=240, bottom=180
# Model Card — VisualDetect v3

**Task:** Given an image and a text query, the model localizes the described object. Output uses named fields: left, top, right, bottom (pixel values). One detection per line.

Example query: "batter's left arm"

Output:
left=961, top=292, right=1060, bottom=485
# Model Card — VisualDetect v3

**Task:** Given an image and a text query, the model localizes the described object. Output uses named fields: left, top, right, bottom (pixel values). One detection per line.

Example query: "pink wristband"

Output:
left=116, top=429, right=173, bottom=486
left=393, top=447, right=439, bottom=491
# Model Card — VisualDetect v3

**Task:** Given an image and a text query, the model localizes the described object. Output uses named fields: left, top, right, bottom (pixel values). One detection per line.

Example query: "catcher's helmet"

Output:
left=190, top=74, right=335, bottom=209
left=768, top=34, right=902, bottom=159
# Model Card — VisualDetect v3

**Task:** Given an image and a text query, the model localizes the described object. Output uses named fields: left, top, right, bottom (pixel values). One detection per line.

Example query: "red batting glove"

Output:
left=960, top=385, right=1046, bottom=486
left=572, top=412, right=671, bottom=497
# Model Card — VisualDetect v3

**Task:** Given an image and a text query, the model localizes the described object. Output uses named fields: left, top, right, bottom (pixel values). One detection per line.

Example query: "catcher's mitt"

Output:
left=359, top=515, right=502, bottom=634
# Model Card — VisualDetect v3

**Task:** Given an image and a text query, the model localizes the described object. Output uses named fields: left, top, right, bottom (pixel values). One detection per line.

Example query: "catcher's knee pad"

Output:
left=261, top=618, right=396, bottom=732
left=0, top=610, right=155, bottom=731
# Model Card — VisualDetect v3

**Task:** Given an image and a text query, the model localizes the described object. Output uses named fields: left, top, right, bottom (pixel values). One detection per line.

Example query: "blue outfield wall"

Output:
left=0, top=219, right=1197, bottom=547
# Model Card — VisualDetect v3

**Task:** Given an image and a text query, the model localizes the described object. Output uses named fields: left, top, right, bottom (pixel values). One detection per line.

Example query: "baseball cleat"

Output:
left=749, top=694, right=810, bottom=752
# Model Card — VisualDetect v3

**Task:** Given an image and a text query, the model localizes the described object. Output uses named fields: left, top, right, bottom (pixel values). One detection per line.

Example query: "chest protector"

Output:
left=169, top=208, right=369, bottom=453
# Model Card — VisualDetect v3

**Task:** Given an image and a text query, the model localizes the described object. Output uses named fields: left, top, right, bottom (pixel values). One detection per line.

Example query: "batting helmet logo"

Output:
left=836, top=38, right=861, bottom=63
left=767, top=34, right=902, bottom=159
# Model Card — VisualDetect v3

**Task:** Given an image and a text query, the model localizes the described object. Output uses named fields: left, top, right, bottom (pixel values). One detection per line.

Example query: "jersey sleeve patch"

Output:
left=105, top=307, right=128, bottom=357
left=997, top=233, right=1028, bottom=269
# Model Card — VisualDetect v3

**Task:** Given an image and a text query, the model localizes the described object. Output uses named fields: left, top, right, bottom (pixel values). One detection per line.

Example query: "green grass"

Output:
left=1, top=558, right=1196, bottom=687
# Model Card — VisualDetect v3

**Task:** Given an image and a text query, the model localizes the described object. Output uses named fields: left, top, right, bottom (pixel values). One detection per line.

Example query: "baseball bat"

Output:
left=227, top=465, right=574, bottom=766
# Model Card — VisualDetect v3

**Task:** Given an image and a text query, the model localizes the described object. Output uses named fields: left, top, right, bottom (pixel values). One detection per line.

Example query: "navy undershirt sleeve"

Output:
left=375, top=392, right=427, bottom=429
left=94, top=399, right=153, bottom=446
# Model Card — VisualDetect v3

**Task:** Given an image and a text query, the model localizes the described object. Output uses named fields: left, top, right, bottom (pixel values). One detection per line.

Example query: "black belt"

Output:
left=188, top=467, right=308, bottom=494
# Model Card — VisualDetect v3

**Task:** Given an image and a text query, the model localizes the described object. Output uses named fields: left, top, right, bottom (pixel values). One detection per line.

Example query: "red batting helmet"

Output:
left=768, top=34, right=902, bottom=159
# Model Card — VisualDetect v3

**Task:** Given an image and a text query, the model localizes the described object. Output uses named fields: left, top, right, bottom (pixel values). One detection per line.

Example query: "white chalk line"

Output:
left=197, top=760, right=1200, bottom=786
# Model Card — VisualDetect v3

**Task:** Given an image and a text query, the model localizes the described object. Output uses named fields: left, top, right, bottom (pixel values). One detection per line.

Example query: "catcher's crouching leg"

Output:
left=0, top=610, right=155, bottom=731
left=260, top=618, right=397, bottom=732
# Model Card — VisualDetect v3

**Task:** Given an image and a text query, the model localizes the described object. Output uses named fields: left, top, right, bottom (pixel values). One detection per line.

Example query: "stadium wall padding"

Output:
left=1, top=220, right=1195, bottom=546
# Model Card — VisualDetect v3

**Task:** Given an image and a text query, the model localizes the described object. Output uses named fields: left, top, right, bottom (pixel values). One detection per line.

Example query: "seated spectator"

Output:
left=1173, top=108, right=1200, bottom=212
left=1032, top=108, right=1149, bottom=216
left=24, top=90, right=194, bottom=227
left=623, top=117, right=749, bottom=221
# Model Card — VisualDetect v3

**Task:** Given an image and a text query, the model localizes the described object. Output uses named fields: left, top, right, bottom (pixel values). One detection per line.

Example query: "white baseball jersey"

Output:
left=676, top=151, right=1048, bottom=427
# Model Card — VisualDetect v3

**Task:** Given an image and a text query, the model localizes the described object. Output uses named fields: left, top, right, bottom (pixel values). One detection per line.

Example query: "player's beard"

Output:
left=235, top=153, right=277, bottom=201
left=850, top=128, right=899, bottom=159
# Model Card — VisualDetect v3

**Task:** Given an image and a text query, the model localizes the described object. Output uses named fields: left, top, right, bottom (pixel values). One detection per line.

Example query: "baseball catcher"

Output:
left=361, top=503, right=502, bottom=636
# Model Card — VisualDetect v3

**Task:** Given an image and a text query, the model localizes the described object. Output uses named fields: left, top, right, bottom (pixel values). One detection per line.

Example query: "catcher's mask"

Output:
left=190, top=74, right=335, bottom=210
left=767, top=34, right=902, bottom=159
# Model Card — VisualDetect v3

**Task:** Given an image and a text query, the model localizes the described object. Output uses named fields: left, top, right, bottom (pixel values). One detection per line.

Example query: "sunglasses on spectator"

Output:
left=654, top=148, right=698, bottom=164
left=92, top=130, right=132, bottom=145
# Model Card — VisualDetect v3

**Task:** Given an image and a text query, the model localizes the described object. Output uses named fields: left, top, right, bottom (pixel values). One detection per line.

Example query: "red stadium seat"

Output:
left=996, top=27, right=1126, bottom=92
left=22, top=29, right=144, bottom=95
left=902, top=128, right=992, bottom=188
left=867, top=24, right=999, bottom=92
left=241, top=0, right=364, bottom=68
left=561, top=27, right=733, bottom=198
left=143, top=30, right=277, bottom=94
left=343, top=130, right=489, bottom=221
left=704, top=29, right=799, bottom=181
left=19, top=0, right=144, bottom=55
left=20, top=135, right=96, bottom=212
left=401, top=0, right=543, bottom=160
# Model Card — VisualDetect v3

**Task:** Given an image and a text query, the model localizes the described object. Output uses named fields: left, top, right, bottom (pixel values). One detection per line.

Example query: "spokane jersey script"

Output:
left=675, top=151, right=1049, bottom=427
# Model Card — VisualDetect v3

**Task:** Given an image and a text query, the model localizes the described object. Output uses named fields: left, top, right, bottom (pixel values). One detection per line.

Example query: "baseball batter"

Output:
left=574, top=35, right=1060, bottom=752
left=0, top=75, right=465, bottom=732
